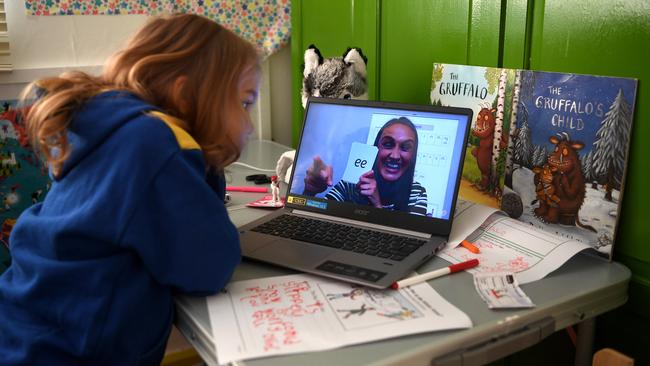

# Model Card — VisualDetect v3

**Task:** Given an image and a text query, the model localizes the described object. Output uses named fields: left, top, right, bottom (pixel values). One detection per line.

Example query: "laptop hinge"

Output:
left=291, top=209, right=431, bottom=239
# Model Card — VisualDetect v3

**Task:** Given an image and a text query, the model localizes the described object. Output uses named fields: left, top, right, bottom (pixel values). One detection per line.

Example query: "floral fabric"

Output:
left=24, top=0, right=291, bottom=56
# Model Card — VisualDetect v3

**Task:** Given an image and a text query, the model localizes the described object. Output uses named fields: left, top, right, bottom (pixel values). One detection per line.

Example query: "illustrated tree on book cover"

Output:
left=0, top=101, right=50, bottom=273
left=591, top=89, right=633, bottom=202
left=431, top=63, right=515, bottom=209
left=504, top=71, right=637, bottom=259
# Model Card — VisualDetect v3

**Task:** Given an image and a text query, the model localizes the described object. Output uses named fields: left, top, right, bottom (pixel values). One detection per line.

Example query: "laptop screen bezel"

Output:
left=284, top=97, right=473, bottom=235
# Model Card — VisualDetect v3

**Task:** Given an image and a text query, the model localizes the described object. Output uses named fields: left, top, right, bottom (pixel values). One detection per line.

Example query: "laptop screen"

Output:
left=286, top=98, right=472, bottom=234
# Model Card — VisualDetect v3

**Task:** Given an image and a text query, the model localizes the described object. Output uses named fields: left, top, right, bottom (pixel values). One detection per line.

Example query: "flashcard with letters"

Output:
left=341, top=142, right=378, bottom=184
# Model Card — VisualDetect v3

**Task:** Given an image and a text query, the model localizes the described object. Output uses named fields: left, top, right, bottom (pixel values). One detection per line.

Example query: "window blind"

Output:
left=0, top=0, right=11, bottom=71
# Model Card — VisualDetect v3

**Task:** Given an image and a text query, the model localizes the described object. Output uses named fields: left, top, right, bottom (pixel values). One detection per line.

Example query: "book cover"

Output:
left=430, top=63, right=516, bottom=209
left=503, top=70, right=637, bottom=260
left=0, top=101, right=50, bottom=273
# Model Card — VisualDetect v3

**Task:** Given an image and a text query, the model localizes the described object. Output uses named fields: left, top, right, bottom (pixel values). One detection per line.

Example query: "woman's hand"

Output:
left=357, top=170, right=381, bottom=208
left=303, top=156, right=333, bottom=195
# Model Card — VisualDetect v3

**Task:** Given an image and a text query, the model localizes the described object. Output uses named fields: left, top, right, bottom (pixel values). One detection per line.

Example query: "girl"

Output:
left=0, top=14, right=259, bottom=365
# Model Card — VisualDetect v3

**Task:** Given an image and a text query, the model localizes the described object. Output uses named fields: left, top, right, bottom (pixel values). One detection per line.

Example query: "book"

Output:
left=0, top=100, right=50, bottom=273
left=430, top=63, right=517, bottom=209
left=439, top=199, right=593, bottom=284
left=432, top=64, right=638, bottom=261
left=504, top=70, right=637, bottom=260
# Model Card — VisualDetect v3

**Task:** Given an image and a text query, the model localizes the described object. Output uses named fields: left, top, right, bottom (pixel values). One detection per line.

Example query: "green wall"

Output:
left=379, top=0, right=503, bottom=103
left=520, top=0, right=650, bottom=318
left=292, top=0, right=649, bottom=361
left=291, top=0, right=379, bottom=146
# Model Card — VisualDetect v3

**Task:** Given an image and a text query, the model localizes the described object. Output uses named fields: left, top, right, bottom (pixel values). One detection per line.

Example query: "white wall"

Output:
left=1, top=2, right=293, bottom=146
left=6, top=1, right=147, bottom=70
left=268, top=45, right=293, bottom=146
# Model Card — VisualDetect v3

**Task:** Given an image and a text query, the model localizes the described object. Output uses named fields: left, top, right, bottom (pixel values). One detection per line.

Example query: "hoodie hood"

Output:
left=57, top=91, right=159, bottom=180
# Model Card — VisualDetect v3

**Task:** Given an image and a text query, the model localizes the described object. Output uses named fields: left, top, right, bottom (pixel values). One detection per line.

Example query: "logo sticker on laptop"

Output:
left=305, top=199, right=327, bottom=210
left=287, top=196, right=306, bottom=206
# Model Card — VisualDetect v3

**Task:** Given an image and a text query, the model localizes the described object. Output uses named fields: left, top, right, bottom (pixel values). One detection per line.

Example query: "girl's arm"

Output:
left=121, top=150, right=240, bottom=296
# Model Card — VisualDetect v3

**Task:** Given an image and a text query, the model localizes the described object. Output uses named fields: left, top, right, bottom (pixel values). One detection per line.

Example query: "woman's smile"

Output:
left=382, top=158, right=402, bottom=171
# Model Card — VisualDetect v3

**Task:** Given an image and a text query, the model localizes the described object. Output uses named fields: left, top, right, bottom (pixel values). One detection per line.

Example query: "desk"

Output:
left=175, top=139, right=630, bottom=366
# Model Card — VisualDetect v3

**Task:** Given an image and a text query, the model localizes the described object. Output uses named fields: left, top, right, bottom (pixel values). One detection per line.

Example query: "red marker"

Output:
left=390, top=259, right=479, bottom=290
left=226, top=186, right=268, bottom=193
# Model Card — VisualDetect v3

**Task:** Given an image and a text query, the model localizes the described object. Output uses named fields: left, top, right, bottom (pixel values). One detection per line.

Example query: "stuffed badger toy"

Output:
left=276, top=44, right=369, bottom=183
left=300, top=44, right=368, bottom=108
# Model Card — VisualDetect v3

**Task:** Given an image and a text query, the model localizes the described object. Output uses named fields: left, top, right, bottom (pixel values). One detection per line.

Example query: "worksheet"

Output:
left=208, top=274, right=472, bottom=364
left=473, top=272, right=535, bottom=309
left=439, top=200, right=592, bottom=284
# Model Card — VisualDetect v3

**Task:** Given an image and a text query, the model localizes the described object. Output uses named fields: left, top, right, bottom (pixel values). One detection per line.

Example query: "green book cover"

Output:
left=430, top=63, right=517, bottom=209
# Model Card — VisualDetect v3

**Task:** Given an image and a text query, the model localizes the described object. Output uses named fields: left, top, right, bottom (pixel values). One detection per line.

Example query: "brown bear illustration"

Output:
left=536, top=134, right=596, bottom=232
left=471, top=107, right=497, bottom=190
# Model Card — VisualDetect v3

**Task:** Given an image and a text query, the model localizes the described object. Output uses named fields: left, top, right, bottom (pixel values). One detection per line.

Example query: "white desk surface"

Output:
left=175, top=139, right=631, bottom=366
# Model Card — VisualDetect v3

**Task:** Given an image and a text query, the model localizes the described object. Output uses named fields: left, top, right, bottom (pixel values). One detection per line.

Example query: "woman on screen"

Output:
left=303, top=117, right=428, bottom=215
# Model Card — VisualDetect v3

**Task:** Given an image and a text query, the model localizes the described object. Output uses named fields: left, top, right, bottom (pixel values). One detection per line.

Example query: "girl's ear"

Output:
left=172, top=75, right=189, bottom=115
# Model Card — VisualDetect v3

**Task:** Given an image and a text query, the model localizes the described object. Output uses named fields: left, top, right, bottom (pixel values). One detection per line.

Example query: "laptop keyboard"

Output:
left=250, top=214, right=428, bottom=261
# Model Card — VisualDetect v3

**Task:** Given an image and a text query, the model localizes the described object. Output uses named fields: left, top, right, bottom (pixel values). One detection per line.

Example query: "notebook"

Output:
left=239, top=97, right=472, bottom=288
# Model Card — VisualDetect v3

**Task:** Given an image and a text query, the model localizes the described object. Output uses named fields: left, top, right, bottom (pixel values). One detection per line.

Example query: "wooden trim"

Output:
left=161, top=348, right=202, bottom=366
left=592, top=348, right=634, bottom=366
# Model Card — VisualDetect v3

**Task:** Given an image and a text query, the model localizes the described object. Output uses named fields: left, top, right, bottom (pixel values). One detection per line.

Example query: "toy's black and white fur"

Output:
left=301, top=44, right=368, bottom=108
left=276, top=45, right=369, bottom=184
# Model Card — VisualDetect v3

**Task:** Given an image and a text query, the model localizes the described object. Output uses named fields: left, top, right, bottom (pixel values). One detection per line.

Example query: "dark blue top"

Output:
left=0, top=91, right=241, bottom=365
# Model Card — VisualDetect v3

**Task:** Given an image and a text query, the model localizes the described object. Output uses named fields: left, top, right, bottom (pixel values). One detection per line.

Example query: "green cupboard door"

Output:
left=291, top=0, right=379, bottom=147
left=525, top=0, right=650, bottom=312
left=379, top=0, right=503, bottom=104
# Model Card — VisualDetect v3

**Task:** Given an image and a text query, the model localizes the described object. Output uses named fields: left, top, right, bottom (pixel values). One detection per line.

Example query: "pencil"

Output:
left=390, top=259, right=479, bottom=289
left=461, top=239, right=480, bottom=254
left=226, top=186, right=269, bottom=193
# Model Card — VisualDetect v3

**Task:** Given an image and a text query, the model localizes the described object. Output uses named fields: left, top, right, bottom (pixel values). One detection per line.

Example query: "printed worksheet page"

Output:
left=440, top=200, right=591, bottom=284
left=208, top=274, right=472, bottom=364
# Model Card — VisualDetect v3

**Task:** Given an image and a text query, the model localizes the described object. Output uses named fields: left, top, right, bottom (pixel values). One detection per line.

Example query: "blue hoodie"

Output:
left=0, top=91, right=241, bottom=365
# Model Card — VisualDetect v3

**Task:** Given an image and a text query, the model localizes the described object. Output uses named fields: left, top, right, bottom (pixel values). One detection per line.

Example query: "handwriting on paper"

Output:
left=208, top=274, right=472, bottom=364
left=239, top=280, right=324, bottom=351
left=439, top=207, right=591, bottom=284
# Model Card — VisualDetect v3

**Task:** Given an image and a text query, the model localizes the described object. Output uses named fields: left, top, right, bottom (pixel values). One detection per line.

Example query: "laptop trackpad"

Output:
left=250, top=239, right=332, bottom=268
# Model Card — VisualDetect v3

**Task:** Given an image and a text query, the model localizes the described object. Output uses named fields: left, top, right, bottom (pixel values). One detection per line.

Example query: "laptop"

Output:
left=239, top=97, right=472, bottom=288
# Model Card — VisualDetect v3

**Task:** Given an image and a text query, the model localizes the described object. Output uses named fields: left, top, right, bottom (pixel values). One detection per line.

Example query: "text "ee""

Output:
left=354, top=159, right=368, bottom=168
